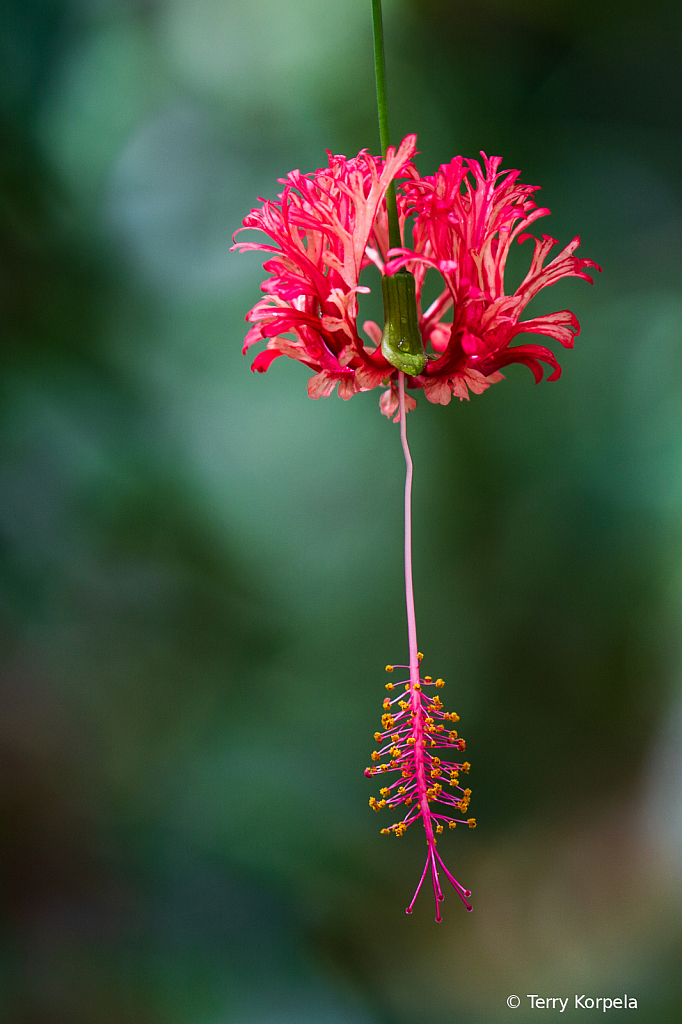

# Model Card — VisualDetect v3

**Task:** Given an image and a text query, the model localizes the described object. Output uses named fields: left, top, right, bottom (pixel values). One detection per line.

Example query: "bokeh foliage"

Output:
left=1, top=0, right=682, bottom=1022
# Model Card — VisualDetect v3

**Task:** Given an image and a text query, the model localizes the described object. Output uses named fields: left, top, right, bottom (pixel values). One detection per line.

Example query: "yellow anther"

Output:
left=451, top=712, right=460, bottom=722
left=385, top=665, right=394, bottom=673
left=390, top=747, right=401, bottom=758
left=369, top=797, right=379, bottom=811
left=468, top=818, right=477, bottom=828
left=380, top=828, right=390, bottom=834
left=398, top=786, right=406, bottom=795
left=425, top=716, right=434, bottom=724
left=464, top=788, right=472, bottom=797
left=380, top=787, right=389, bottom=797
left=417, top=652, right=423, bottom=660
left=432, top=757, right=441, bottom=766
left=407, top=736, right=415, bottom=745
left=374, top=732, right=382, bottom=741
left=385, top=682, right=394, bottom=691
left=430, top=740, right=436, bottom=747
left=378, top=799, right=386, bottom=808
left=382, top=715, right=395, bottom=730
left=431, top=696, right=442, bottom=708
left=448, top=731, right=458, bottom=741
left=391, top=734, right=400, bottom=743
left=404, top=796, right=412, bottom=806
left=435, top=678, right=445, bottom=688
left=398, top=700, right=409, bottom=710
left=449, top=820, right=457, bottom=829
left=401, top=769, right=412, bottom=778
left=433, top=783, right=442, bottom=794
left=380, top=764, right=389, bottom=772
left=424, top=676, right=432, bottom=683
left=371, top=751, right=380, bottom=761
left=436, top=824, right=443, bottom=834
left=383, top=697, right=392, bottom=709
left=413, top=682, right=421, bottom=691
left=430, top=768, right=442, bottom=778
left=462, top=762, right=471, bottom=772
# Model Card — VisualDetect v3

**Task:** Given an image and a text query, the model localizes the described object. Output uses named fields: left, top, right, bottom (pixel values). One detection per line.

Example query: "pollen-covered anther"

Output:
left=435, top=678, right=445, bottom=688
left=468, top=819, right=477, bottom=828
left=369, top=797, right=380, bottom=811
left=430, top=768, right=442, bottom=778
left=385, top=682, right=394, bottom=691
left=380, top=787, right=390, bottom=797
left=382, top=717, right=395, bottom=732
left=385, top=665, right=394, bottom=673
left=449, top=821, right=457, bottom=829
left=448, top=731, right=458, bottom=740
left=374, top=732, right=382, bottom=742
left=424, top=676, right=432, bottom=684
left=383, top=698, right=392, bottom=710
left=462, top=762, right=471, bottom=772
left=391, top=734, right=400, bottom=743
left=413, top=683, right=421, bottom=691
left=390, top=747, right=401, bottom=758
left=436, top=824, right=443, bottom=834
left=371, top=751, right=381, bottom=761
left=417, top=653, right=423, bottom=661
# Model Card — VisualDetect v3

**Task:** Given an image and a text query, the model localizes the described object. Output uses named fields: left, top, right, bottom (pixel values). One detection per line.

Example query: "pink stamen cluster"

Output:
left=365, top=658, right=474, bottom=919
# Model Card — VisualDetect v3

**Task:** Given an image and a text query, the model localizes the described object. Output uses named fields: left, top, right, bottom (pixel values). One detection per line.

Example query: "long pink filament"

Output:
left=398, top=372, right=419, bottom=689
left=398, top=372, right=473, bottom=918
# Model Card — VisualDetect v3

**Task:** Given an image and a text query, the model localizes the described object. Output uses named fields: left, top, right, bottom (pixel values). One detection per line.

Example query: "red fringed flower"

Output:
left=232, top=138, right=600, bottom=416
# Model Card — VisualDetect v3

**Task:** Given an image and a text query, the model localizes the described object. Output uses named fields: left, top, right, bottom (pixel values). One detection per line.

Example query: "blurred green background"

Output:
left=2, top=0, right=682, bottom=1021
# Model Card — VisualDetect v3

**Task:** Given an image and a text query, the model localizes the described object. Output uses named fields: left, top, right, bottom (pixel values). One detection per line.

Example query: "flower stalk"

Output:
left=372, top=0, right=427, bottom=380
left=371, top=0, right=400, bottom=250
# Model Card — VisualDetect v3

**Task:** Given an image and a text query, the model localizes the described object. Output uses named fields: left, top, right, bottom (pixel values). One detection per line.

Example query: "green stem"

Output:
left=371, top=0, right=401, bottom=253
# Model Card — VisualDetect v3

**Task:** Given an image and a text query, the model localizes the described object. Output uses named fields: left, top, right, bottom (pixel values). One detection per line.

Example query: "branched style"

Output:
left=365, top=657, right=474, bottom=919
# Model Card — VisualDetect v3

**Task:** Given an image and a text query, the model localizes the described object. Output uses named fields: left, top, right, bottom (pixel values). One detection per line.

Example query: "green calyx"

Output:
left=380, top=270, right=427, bottom=377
